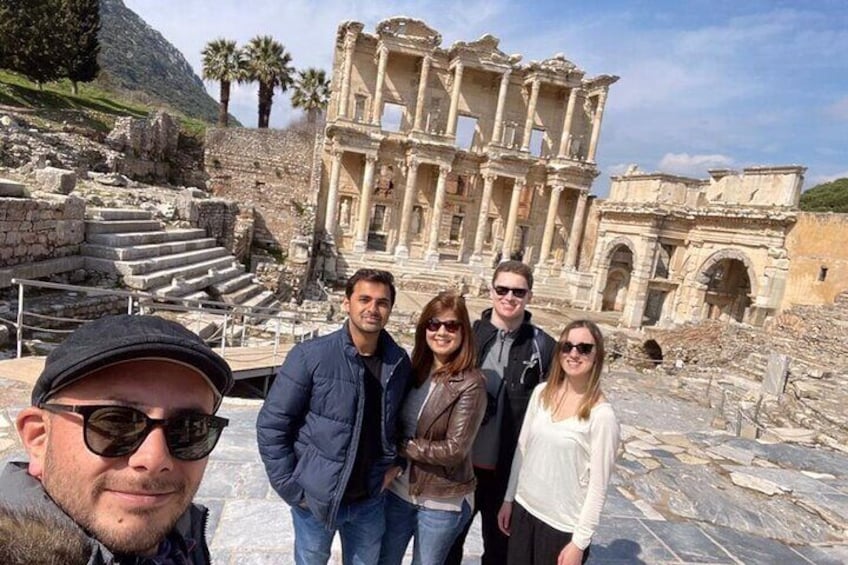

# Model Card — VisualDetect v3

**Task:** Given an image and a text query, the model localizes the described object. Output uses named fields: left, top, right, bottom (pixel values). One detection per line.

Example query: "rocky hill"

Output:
left=97, top=0, right=234, bottom=125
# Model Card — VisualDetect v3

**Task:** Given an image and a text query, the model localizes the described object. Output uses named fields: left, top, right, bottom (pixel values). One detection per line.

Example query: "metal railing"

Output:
left=5, top=278, right=317, bottom=360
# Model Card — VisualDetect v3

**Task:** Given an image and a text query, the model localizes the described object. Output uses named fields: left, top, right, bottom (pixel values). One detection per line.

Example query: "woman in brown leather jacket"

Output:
left=378, top=291, right=487, bottom=565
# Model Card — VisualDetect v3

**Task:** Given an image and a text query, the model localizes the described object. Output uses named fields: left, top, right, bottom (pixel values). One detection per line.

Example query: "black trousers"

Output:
left=507, top=502, right=590, bottom=565
left=445, top=467, right=508, bottom=565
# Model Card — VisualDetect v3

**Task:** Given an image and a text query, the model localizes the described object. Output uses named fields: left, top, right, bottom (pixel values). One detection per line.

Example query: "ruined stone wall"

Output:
left=184, top=198, right=241, bottom=255
left=0, top=194, right=85, bottom=268
left=205, top=125, right=317, bottom=251
left=783, top=212, right=848, bottom=307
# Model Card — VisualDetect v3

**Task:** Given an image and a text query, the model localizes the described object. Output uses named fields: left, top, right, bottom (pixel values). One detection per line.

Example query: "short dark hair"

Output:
left=492, top=260, right=533, bottom=290
left=345, top=268, right=397, bottom=305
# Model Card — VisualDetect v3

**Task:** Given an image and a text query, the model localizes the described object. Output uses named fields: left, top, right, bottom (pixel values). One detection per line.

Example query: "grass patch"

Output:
left=0, top=69, right=206, bottom=136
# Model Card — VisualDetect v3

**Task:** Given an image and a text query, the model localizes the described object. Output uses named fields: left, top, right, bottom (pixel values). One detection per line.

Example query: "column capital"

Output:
left=330, top=148, right=344, bottom=159
left=365, top=153, right=378, bottom=164
left=343, top=30, right=358, bottom=49
left=375, top=44, right=389, bottom=59
left=551, top=184, right=564, bottom=195
left=482, top=173, right=497, bottom=183
left=438, top=164, right=451, bottom=176
left=513, top=177, right=526, bottom=189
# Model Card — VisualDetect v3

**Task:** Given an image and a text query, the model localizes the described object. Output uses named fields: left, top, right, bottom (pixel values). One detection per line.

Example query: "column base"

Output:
left=353, top=240, right=367, bottom=253
left=469, top=254, right=483, bottom=265
left=424, top=250, right=440, bottom=265
left=394, top=245, right=409, bottom=259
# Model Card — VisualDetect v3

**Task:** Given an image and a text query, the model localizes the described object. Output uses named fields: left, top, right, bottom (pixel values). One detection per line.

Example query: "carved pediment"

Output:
left=376, top=16, right=442, bottom=48
left=336, top=21, right=364, bottom=44
left=450, top=34, right=522, bottom=67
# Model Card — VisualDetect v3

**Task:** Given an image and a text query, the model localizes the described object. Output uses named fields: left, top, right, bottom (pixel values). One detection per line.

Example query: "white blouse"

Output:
left=504, top=382, right=620, bottom=550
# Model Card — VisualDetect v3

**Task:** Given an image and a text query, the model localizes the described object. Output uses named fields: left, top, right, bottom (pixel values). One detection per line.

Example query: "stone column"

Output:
left=491, top=69, right=512, bottom=145
left=538, top=185, right=563, bottom=264
left=470, top=173, right=496, bottom=263
left=425, top=165, right=450, bottom=263
left=587, top=89, right=608, bottom=162
left=557, top=87, right=579, bottom=159
left=338, top=30, right=358, bottom=119
left=371, top=46, right=389, bottom=126
left=521, top=78, right=541, bottom=151
left=501, top=179, right=524, bottom=260
left=324, top=150, right=344, bottom=238
left=394, top=159, right=419, bottom=258
left=446, top=62, right=464, bottom=137
left=564, top=190, right=588, bottom=269
left=412, top=55, right=432, bottom=131
left=353, top=155, right=377, bottom=252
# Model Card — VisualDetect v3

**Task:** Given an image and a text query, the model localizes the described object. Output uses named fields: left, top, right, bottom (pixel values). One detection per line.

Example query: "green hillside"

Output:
left=0, top=69, right=206, bottom=135
left=800, top=178, right=848, bottom=213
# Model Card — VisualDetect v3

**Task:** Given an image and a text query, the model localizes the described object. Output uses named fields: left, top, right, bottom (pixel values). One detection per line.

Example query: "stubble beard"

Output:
left=43, top=443, right=195, bottom=556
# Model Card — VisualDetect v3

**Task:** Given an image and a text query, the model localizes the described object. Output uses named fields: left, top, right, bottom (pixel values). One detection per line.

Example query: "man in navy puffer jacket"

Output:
left=257, top=269, right=412, bottom=564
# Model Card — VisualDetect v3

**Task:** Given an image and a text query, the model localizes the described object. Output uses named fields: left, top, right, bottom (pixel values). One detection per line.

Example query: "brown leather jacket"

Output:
left=403, top=368, right=487, bottom=499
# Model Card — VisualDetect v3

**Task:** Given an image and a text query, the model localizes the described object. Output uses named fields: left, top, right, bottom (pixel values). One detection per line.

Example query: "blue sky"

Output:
left=124, top=0, right=848, bottom=195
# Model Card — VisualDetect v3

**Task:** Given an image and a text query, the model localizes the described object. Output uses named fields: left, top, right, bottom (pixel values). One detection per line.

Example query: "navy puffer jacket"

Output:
left=257, top=324, right=412, bottom=528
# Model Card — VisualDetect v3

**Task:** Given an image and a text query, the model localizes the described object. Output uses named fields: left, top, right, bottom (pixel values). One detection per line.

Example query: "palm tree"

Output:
left=243, top=36, right=294, bottom=128
left=291, top=68, right=330, bottom=125
left=201, top=38, right=245, bottom=127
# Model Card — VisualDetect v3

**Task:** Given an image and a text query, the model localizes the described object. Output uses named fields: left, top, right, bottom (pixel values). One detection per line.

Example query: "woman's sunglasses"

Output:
left=425, top=319, right=462, bottom=333
left=560, top=341, right=595, bottom=355
left=40, top=403, right=229, bottom=461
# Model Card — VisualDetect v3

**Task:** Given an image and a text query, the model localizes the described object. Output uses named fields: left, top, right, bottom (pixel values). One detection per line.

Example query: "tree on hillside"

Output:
left=243, top=36, right=294, bottom=128
left=61, top=0, right=101, bottom=95
left=0, top=0, right=64, bottom=86
left=202, top=38, right=245, bottom=127
left=291, top=68, right=330, bottom=125
left=800, top=178, right=848, bottom=213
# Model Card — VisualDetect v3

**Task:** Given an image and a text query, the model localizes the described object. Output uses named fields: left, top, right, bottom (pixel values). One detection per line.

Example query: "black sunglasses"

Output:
left=493, top=286, right=529, bottom=298
left=560, top=341, right=595, bottom=355
left=40, top=404, right=229, bottom=461
left=425, top=319, right=462, bottom=333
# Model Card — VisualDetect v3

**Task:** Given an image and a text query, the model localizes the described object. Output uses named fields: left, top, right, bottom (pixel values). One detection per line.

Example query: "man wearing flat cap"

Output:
left=0, top=314, right=233, bottom=564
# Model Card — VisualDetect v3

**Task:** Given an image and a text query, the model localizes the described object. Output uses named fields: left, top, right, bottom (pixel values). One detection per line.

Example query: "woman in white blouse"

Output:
left=497, top=320, right=619, bottom=565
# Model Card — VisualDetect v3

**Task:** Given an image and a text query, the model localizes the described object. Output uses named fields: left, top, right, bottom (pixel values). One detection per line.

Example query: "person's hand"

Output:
left=557, top=542, right=584, bottom=565
left=497, top=501, right=513, bottom=536
left=382, top=465, right=402, bottom=491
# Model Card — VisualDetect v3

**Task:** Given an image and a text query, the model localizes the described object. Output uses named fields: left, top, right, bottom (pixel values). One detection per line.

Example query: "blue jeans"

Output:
left=291, top=494, right=386, bottom=565
left=379, top=491, right=472, bottom=565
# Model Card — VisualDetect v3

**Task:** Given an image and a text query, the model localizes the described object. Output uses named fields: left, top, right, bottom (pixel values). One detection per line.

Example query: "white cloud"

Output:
left=825, top=96, right=848, bottom=120
left=657, top=153, right=735, bottom=177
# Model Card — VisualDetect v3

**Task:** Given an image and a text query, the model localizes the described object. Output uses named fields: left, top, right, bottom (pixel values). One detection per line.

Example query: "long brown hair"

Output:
left=540, top=319, right=606, bottom=420
left=411, top=291, right=476, bottom=386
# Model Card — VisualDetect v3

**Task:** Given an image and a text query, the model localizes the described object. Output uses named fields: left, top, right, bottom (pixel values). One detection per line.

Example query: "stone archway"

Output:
left=601, top=243, right=635, bottom=312
left=697, top=250, right=756, bottom=323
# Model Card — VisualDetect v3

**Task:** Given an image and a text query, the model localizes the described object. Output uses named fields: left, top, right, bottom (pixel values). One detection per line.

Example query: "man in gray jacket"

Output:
left=257, top=268, right=412, bottom=564
left=0, top=314, right=233, bottom=564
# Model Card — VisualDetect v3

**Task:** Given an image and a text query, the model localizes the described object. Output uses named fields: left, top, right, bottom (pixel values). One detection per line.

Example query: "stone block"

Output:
left=35, top=166, right=77, bottom=194
left=763, top=353, right=789, bottom=396
left=0, top=179, right=26, bottom=197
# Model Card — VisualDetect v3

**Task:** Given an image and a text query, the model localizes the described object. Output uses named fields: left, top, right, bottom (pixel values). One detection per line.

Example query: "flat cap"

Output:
left=32, top=314, right=233, bottom=408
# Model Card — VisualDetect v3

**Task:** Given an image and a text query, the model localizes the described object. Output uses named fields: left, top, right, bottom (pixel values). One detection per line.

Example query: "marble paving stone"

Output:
left=706, top=443, right=755, bottom=466
left=727, top=438, right=848, bottom=477
left=198, top=461, right=270, bottom=499
left=210, top=499, right=293, bottom=550
left=722, top=465, right=842, bottom=494
left=698, top=524, right=818, bottom=564
left=799, top=491, right=848, bottom=523
left=589, top=518, right=677, bottom=563
left=643, top=521, right=735, bottom=563
left=603, top=488, right=651, bottom=519
left=793, top=543, right=848, bottom=565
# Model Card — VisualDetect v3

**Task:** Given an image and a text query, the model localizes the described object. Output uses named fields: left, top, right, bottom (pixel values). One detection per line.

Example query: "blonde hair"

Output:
left=540, top=320, right=605, bottom=420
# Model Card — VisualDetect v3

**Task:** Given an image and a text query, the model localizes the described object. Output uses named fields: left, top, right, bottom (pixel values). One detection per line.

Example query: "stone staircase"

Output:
left=335, top=252, right=492, bottom=295
left=82, top=208, right=281, bottom=313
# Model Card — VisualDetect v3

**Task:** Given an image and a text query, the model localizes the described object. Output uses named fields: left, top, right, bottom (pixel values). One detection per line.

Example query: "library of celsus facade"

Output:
left=316, top=17, right=616, bottom=295
left=310, top=17, right=847, bottom=329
